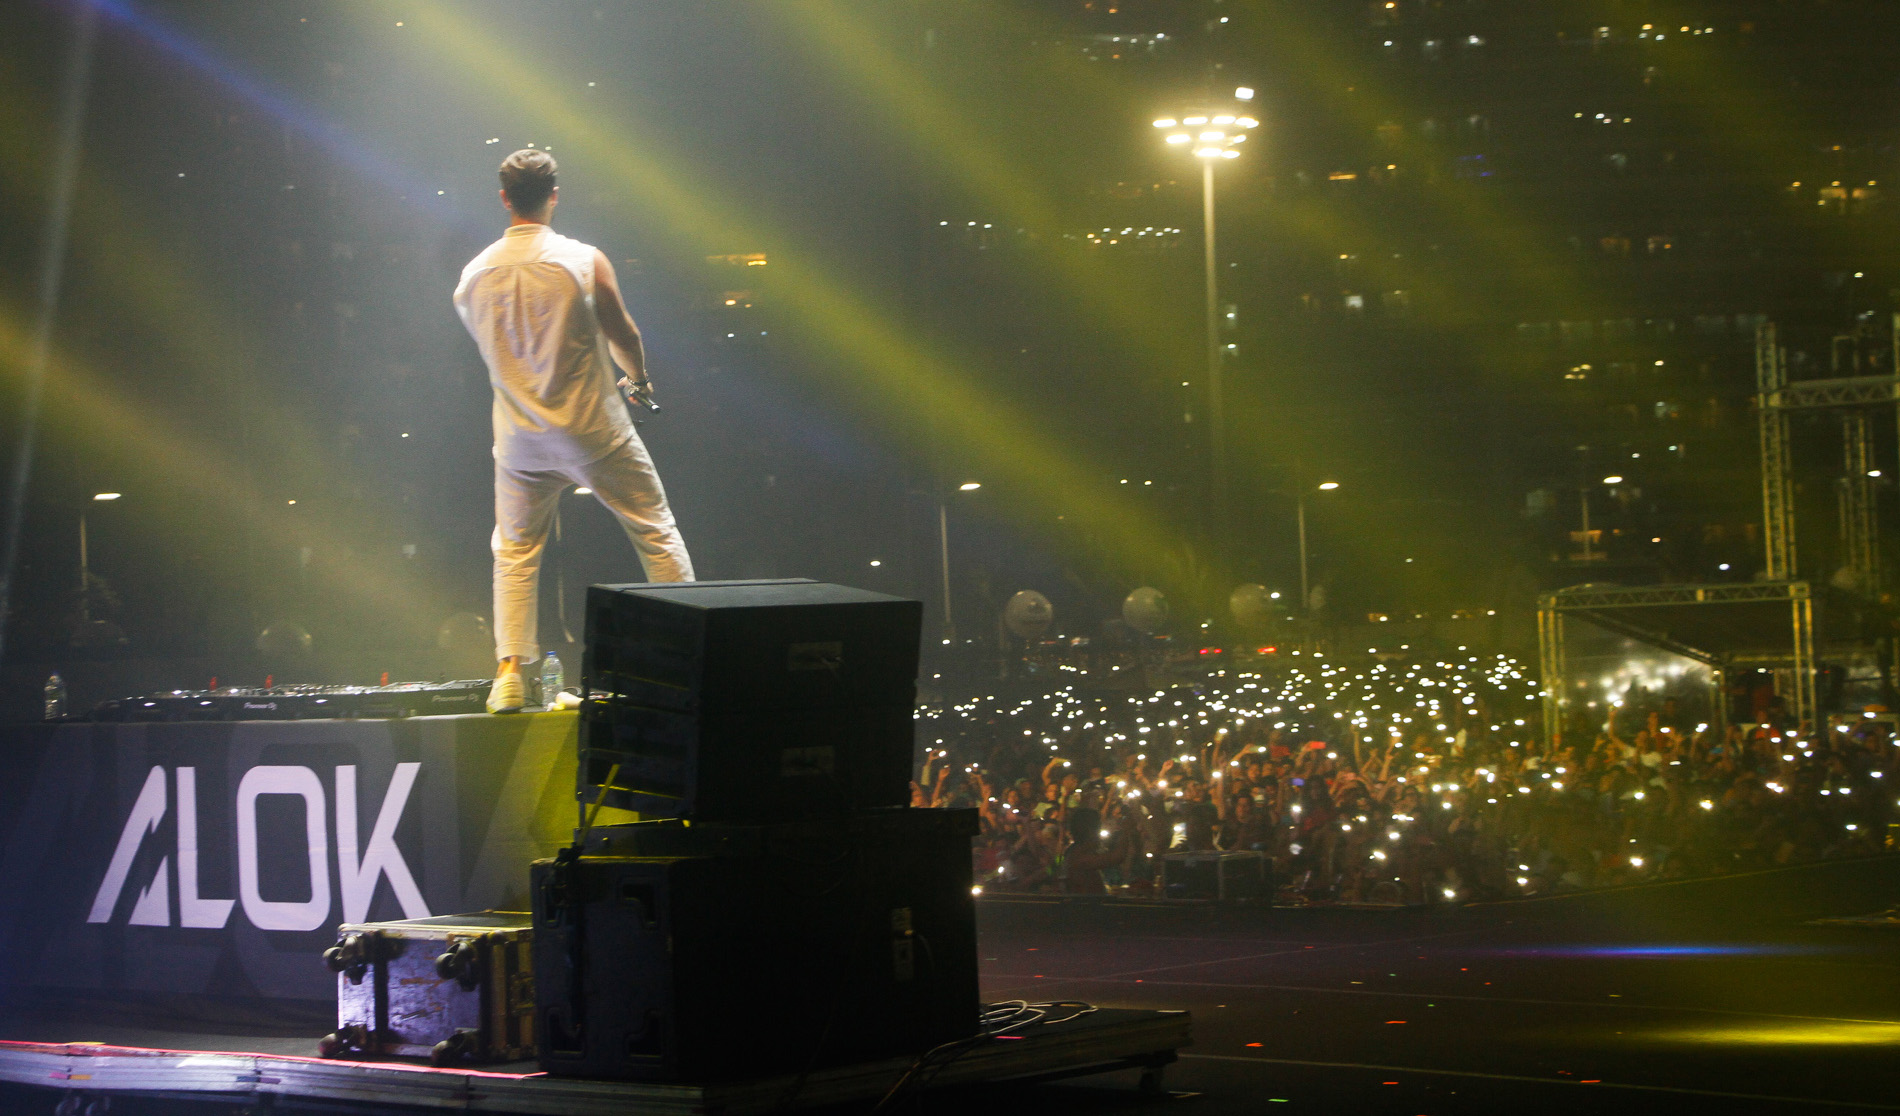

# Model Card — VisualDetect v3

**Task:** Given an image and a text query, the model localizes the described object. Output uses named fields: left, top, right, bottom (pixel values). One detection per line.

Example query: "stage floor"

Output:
left=0, top=1008, right=1187, bottom=1115
left=4, top=857, right=1898, bottom=1113
left=968, top=854, right=1900, bottom=1115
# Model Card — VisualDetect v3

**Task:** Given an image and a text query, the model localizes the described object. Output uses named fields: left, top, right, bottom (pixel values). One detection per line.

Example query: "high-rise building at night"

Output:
left=919, top=0, right=1900, bottom=623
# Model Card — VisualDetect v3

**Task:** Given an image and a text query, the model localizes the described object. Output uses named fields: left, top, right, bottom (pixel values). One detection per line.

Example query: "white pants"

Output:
left=493, top=435, right=694, bottom=663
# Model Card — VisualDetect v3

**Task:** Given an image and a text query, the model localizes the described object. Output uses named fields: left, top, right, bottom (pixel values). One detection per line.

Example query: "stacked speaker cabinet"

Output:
left=532, top=809, right=979, bottom=1082
left=579, top=579, right=921, bottom=821
left=540, top=580, right=975, bottom=1083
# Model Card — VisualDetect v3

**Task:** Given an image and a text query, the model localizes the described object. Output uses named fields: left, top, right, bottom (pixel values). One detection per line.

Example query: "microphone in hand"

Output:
left=617, top=376, right=660, bottom=414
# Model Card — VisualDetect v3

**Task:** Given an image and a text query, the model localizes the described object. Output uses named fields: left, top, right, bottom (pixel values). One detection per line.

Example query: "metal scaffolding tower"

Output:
left=1840, top=410, right=1879, bottom=595
left=1755, top=314, right=1900, bottom=595
left=1755, top=322, right=1798, bottom=581
left=1537, top=604, right=1565, bottom=747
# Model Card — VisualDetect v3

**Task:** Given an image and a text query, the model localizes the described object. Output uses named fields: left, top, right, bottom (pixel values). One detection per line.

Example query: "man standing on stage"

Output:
left=454, top=149, right=694, bottom=714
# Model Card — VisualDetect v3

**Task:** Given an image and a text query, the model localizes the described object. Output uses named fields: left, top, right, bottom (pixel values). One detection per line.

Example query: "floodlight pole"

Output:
left=1202, top=158, right=1227, bottom=529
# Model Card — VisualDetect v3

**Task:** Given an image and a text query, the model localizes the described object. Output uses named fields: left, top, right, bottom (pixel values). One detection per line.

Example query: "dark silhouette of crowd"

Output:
left=915, top=652, right=1895, bottom=903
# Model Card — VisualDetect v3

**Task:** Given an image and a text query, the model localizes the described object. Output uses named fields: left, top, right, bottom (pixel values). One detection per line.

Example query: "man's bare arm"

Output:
left=592, top=249, right=647, bottom=383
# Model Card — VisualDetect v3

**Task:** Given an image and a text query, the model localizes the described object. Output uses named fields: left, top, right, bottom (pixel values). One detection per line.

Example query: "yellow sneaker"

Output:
left=486, top=672, right=527, bottom=714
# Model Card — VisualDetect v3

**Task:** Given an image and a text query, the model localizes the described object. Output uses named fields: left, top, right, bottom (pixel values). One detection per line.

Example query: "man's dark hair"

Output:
left=499, top=149, right=557, bottom=213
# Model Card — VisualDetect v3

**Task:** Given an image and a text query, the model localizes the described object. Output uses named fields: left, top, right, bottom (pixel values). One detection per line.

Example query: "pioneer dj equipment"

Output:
left=580, top=580, right=920, bottom=820
left=532, top=808, right=978, bottom=1083
left=321, top=911, right=535, bottom=1066
left=91, top=679, right=494, bottom=722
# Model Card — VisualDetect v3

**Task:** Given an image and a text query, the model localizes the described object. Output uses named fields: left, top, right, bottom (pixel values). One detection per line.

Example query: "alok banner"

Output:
left=0, top=712, right=621, bottom=1011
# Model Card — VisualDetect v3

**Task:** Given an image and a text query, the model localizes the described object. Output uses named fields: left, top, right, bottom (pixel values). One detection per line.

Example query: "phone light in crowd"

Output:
left=959, top=481, right=982, bottom=491
left=1318, top=481, right=1340, bottom=490
left=1235, top=86, right=1255, bottom=100
left=869, top=560, right=882, bottom=567
left=1629, top=856, right=1644, bottom=867
left=93, top=492, right=121, bottom=501
left=1603, top=475, right=1624, bottom=485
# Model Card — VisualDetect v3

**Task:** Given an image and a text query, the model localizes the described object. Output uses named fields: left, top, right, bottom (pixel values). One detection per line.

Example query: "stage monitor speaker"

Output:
left=531, top=808, right=978, bottom=1083
left=582, top=579, right=922, bottom=715
left=580, top=580, right=922, bottom=820
left=578, top=698, right=912, bottom=820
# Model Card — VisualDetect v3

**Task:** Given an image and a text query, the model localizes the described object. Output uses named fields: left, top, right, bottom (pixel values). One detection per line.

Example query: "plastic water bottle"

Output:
left=43, top=673, right=66, bottom=721
left=540, top=653, right=564, bottom=708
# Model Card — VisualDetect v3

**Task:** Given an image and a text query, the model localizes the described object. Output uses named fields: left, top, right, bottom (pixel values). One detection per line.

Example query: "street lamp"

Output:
left=81, top=493, right=122, bottom=624
left=939, top=482, right=982, bottom=644
left=1155, top=92, right=1258, bottom=525
left=1579, top=476, right=1623, bottom=562
left=1297, top=481, right=1338, bottom=613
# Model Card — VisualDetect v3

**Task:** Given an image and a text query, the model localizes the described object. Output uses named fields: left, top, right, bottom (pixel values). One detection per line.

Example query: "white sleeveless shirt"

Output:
left=453, top=224, right=635, bottom=469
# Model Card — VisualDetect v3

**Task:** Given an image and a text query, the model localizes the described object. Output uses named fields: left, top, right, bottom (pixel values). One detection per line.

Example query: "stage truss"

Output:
left=1537, top=317, right=1900, bottom=747
left=1537, top=580, right=1814, bottom=749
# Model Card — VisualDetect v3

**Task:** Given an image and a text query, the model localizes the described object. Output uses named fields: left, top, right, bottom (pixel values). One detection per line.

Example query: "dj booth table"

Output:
left=0, top=711, right=619, bottom=1017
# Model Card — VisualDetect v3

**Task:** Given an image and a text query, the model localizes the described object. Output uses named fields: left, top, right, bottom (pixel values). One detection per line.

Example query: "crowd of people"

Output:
left=913, top=650, right=1897, bottom=903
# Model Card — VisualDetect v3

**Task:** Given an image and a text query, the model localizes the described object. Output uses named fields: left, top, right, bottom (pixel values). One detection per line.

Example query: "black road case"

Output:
left=531, top=808, right=978, bottom=1082
left=320, top=911, right=535, bottom=1066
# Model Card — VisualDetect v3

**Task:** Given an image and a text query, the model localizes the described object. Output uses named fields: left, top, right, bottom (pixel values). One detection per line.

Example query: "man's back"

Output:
left=454, top=224, right=632, bottom=469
